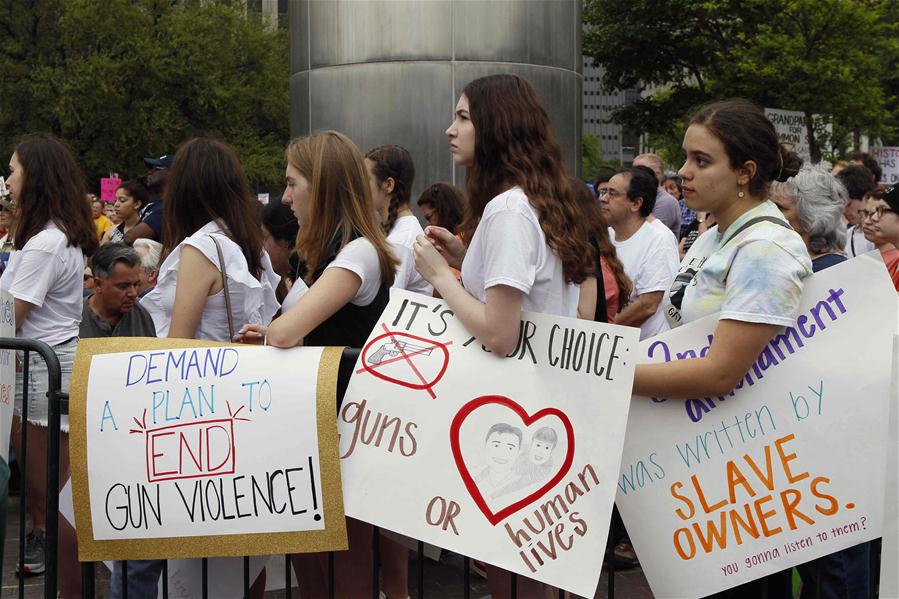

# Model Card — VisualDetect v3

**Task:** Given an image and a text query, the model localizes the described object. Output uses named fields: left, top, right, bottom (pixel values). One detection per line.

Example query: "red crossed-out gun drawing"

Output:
left=367, top=340, right=436, bottom=365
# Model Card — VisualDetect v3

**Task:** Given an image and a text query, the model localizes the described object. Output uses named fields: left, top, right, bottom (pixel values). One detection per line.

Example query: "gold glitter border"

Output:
left=71, top=337, right=349, bottom=561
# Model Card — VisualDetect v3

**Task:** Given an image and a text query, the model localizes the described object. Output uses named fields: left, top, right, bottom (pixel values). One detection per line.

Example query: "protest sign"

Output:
left=69, top=338, right=347, bottom=561
left=871, top=146, right=899, bottom=185
left=0, top=290, right=14, bottom=461
left=616, top=253, right=895, bottom=597
left=340, top=289, right=639, bottom=597
left=100, top=177, right=122, bottom=202
left=765, top=108, right=832, bottom=163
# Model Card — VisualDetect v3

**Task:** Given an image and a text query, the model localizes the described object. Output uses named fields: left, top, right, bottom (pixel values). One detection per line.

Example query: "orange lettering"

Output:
left=691, top=474, right=727, bottom=513
left=726, top=460, right=756, bottom=503
left=673, top=527, right=696, bottom=560
left=775, top=433, right=809, bottom=484
left=670, top=481, right=695, bottom=520
left=729, top=503, right=760, bottom=545
left=753, top=494, right=782, bottom=537
left=743, top=444, right=775, bottom=490
left=811, top=476, right=838, bottom=516
left=692, top=511, right=729, bottom=553
left=780, top=488, right=814, bottom=529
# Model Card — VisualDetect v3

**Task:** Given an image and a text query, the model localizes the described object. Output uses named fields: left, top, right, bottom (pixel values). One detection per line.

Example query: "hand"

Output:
left=414, top=234, right=454, bottom=286
left=424, top=226, right=466, bottom=270
left=234, top=323, right=267, bottom=344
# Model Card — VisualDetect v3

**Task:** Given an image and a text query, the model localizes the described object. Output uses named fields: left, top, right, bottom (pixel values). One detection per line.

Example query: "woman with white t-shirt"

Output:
left=634, top=100, right=811, bottom=598
left=1, top=134, right=98, bottom=591
left=366, top=144, right=433, bottom=297
left=413, top=74, right=594, bottom=599
left=236, top=131, right=398, bottom=598
left=134, top=138, right=280, bottom=599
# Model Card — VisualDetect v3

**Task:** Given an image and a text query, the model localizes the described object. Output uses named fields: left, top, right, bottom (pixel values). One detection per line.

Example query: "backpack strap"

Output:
left=719, top=216, right=792, bottom=248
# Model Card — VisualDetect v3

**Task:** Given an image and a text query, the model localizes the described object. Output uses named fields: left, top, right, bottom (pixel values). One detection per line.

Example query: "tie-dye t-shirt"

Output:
left=664, top=200, right=812, bottom=328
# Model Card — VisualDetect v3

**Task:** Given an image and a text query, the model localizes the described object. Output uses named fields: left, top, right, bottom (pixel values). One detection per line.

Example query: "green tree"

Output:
left=0, top=0, right=288, bottom=187
left=584, top=0, right=899, bottom=163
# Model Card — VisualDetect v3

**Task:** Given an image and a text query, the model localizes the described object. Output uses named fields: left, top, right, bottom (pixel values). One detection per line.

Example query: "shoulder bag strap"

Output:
left=210, top=235, right=235, bottom=340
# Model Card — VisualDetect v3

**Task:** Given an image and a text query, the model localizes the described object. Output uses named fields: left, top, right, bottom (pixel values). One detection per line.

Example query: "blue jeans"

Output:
left=797, top=542, right=870, bottom=599
left=111, top=560, right=165, bottom=599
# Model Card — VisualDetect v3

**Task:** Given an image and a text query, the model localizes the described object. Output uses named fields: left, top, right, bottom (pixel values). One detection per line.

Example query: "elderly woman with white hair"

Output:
left=772, top=165, right=871, bottom=598
left=771, top=165, right=849, bottom=272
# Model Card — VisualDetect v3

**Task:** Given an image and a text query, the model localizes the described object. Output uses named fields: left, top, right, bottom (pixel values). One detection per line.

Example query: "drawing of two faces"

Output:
left=473, top=422, right=559, bottom=501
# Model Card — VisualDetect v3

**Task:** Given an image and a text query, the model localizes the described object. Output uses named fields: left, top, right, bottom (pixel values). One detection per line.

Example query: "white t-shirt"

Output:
left=141, top=221, right=281, bottom=341
left=0, top=223, right=85, bottom=345
left=845, top=225, right=875, bottom=258
left=649, top=217, right=680, bottom=253
left=387, top=215, right=432, bottom=295
left=460, top=186, right=578, bottom=318
left=611, top=220, right=678, bottom=339
left=664, top=200, right=812, bottom=328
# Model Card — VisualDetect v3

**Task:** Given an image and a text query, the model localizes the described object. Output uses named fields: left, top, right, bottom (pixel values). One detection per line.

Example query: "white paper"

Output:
left=340, top=289, right=639, bottom=598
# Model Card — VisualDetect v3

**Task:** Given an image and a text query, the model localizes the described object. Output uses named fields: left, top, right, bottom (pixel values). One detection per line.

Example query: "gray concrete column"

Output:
left=290, top=0, right=582, bottom=201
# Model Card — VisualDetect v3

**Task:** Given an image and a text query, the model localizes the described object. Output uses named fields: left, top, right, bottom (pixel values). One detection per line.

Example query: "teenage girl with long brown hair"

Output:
left=414, top=73, right=594, bottom=599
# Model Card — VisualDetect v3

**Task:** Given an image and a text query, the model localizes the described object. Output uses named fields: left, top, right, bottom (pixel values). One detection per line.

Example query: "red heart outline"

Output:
left=450, top=395, right=575, bottom=526
left=360, top=330, right=450, bottom=391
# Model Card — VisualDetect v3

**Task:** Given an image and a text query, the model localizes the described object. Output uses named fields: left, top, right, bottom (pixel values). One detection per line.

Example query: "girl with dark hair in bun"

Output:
left=633, top=100, right=813, bottom=597
left=366, top=145, right=432, bottom=295
left=414, top=73, right=594, bottom=599
left=103, top=180, right=150, bottom=245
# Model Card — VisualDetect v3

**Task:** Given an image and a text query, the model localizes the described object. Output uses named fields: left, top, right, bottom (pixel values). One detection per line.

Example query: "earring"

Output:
left=738, top=186, right=745, bottom=199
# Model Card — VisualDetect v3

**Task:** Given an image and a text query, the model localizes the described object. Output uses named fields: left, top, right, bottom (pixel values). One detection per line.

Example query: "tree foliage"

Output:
left=584, top=0, right=899, bottom=162
left=0, top=0, right=288, bottom=187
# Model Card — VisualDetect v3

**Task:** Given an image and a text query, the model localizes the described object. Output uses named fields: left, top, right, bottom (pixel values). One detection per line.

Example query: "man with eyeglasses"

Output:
left=601, top=167, right=678, bottom=339
left=861, top=186, right=899, bottom=290
left=837, top=164, right=877, bottom=257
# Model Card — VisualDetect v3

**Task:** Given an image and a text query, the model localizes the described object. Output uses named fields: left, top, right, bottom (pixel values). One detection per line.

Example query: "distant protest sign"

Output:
left=871, top=147, right=899, bottom=185
left=340, top=289, right=639, bottom=597
left=765, top=108, right=832, bottom=163
left=616, top=253, right=895, bottom=597
left=0, top=291, right=14, bottom=461
left=100, top=177, right=122, bottom=202
left=69, top=338, right=347, bottom=561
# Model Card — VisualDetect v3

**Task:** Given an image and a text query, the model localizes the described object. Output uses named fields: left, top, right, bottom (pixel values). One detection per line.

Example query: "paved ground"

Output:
left=1, top=496, right=653, bottom=598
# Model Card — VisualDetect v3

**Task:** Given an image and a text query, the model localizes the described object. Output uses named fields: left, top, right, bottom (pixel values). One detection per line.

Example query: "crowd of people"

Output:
left=0, top=73, right=896, bottom=599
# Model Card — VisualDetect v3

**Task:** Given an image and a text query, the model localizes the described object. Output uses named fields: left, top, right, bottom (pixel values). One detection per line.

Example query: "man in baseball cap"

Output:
left=124, top=153, right=172, bottom=244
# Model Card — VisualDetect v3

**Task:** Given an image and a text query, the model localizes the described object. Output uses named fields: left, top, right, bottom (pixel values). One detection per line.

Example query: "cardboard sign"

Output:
left=765, top=108, right=832, bottom=163
left=340, top=289, right=639, bottom=597
left=69, top=338, right=348, bottom=561
left=871, top=147, right=899, bottom=185
left=0, top=290, right=14, bottom=461
left=616, top=254, right=895, bottom=597
left=100, top=177, right=122, bottom=202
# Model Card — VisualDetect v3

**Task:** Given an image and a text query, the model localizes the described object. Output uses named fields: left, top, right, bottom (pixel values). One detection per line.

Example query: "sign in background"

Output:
left=617, top=254, right=895, bottom=597
left=69, top=338, right=348, bottom=561
left=871, top=147, right=899, bottom=185
left=340, top=289, right=639, bottom=598
left=765, top=108, right=832, bottom=163
left=100, top=177, right=122, bottom=202
left=0, top=290, right=14, bottom=461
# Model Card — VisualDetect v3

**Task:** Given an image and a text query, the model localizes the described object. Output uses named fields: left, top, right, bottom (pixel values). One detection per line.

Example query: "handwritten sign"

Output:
left=765, top=108, right=832, bottom=163
left=100, top=178, right=122, bottom=202
left=0, top=290, right=14, bottom=461
left=340, top=289, right=639, bottom=597
left=872, top=147, right=899, bottom=185
left=879, top=334, right=899, bottom=597
left=69, top=338, right=348, bottom=561
left=616, top=253, right=895, bottom=597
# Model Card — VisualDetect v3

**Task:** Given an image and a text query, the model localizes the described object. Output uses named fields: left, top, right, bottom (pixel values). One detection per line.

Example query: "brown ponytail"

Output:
left=365, top=145, right=415, bottom=235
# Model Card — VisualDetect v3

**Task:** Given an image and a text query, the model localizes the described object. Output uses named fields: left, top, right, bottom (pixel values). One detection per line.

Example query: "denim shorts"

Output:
left=15, top=337, right=77, bottom=432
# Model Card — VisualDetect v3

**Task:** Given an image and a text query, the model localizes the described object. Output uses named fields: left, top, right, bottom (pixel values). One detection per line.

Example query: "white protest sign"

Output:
left=616, top=254, right=895, bottom=597
left=0, top=290, right=14, bottom=461
left=70, top=339, right=348, bottom=560
left=340, top=289, right=639, bottom=597
left=765, top=108, right=832, bottom=163
left=871, top=147, right=899, bottom=185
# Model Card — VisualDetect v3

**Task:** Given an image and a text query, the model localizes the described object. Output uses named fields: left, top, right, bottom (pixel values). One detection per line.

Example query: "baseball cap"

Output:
left=143, top=154, right=173, bottom=169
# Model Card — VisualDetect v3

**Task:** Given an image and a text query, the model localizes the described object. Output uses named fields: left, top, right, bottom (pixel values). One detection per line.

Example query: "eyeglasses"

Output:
left=598, top=189, right=627, bottom=200
left=862, top=205, right=896, bottom=220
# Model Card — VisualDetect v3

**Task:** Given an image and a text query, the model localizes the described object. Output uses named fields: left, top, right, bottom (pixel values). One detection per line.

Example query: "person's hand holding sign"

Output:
left=234, top=323, right=267, bottom=345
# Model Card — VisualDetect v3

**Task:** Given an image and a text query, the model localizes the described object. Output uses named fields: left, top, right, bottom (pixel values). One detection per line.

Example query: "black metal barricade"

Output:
left=1, top=339, right=882, bottom=599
